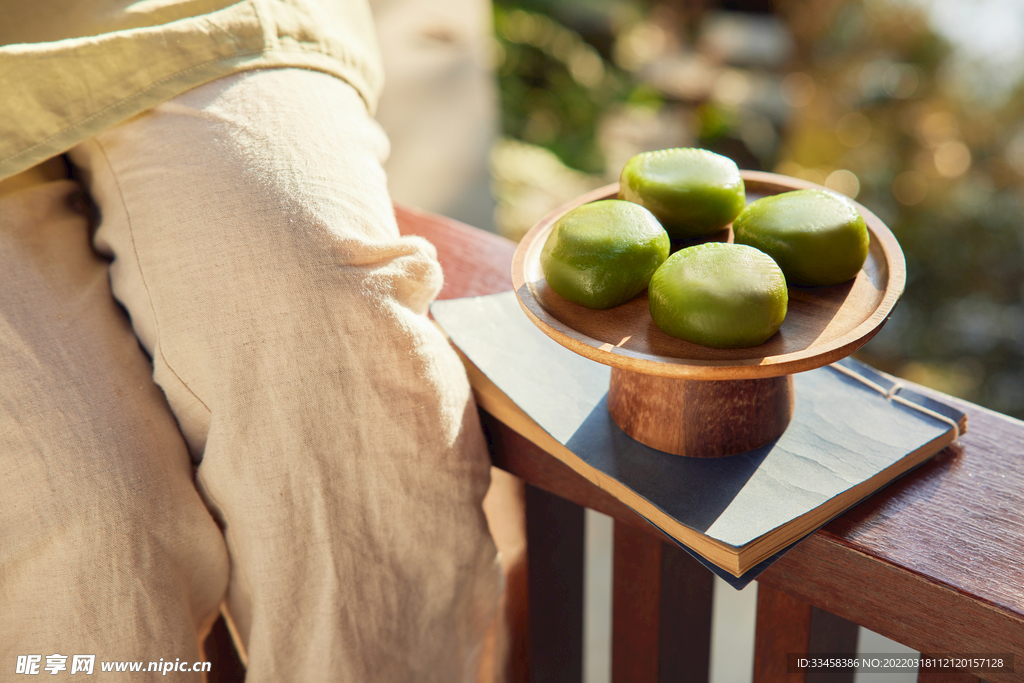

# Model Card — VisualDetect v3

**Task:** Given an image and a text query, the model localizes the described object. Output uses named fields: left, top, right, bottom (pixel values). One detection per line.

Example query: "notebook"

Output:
left=432, top=291, right=966, bottom=587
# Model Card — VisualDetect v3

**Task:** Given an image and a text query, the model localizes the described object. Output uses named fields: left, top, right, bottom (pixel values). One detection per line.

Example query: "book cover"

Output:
left=432, top=291, right=965, bottom=586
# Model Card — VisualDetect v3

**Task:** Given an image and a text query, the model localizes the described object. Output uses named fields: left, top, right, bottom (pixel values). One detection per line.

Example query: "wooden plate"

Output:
left=511, top=171, right=906, bottom=380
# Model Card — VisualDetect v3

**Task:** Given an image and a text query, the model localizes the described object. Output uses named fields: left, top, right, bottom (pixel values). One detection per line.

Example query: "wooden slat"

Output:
left=806, top=608, right=858, bottom=683
left=808, top=608, right=859, bottom=659
left=611, top=521, right=714, bottom=683
left=612, top=521, right=663, bottom=683
left=754, top=584, right=812, bottom=683
left=752, top=586, right=859, bottom=683
left=656, top=540, right=713, bottom=683
left=525, top=484, right=585, bottom=683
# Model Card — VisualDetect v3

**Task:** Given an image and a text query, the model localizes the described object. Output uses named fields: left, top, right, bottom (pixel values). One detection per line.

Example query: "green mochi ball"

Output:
left=619, top=148, right=746, bottom=239
left=541, top=200, right=671, bottom=310
left=648, top=243, right=788, bottom=348
left=732, top=189, right=870, bottom=286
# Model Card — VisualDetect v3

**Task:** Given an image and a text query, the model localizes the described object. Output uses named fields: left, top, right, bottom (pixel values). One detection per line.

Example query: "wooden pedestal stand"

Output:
left=607, top=370, right=794, bottom=458
left=511, top=172, right=906, bottom=458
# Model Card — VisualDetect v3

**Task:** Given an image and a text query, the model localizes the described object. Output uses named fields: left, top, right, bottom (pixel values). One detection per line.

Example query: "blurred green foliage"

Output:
left=493, top=4, right=632, bottom=173
left=492, top=0, right=1024, bottom=418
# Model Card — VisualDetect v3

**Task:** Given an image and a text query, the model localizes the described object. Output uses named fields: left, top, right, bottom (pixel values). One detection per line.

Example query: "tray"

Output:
left=511, top=171, right=906, bottom=381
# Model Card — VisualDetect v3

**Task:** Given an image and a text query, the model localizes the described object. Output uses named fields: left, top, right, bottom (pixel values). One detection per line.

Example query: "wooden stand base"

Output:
left=607, top=368, right=795, bottom=458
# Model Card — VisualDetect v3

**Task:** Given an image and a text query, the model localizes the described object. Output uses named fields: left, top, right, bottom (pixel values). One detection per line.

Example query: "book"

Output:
left=431, top=291, right=967, bottom=585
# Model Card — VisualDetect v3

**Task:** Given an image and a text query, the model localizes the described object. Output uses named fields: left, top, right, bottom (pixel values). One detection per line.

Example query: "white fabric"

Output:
left=0, top=67, right=500, bottom=681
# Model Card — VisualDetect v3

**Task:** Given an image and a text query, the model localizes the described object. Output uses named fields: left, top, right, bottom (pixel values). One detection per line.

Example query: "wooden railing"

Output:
left=205, top=205, right=1024, bottom=683
left=401, top=204, right=1024, bottom=683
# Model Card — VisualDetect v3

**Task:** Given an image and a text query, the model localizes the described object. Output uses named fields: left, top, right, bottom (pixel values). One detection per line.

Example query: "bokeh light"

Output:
left=826, top=169, right=861, bottom=198
left=933, top=140, right=971, bottom=178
